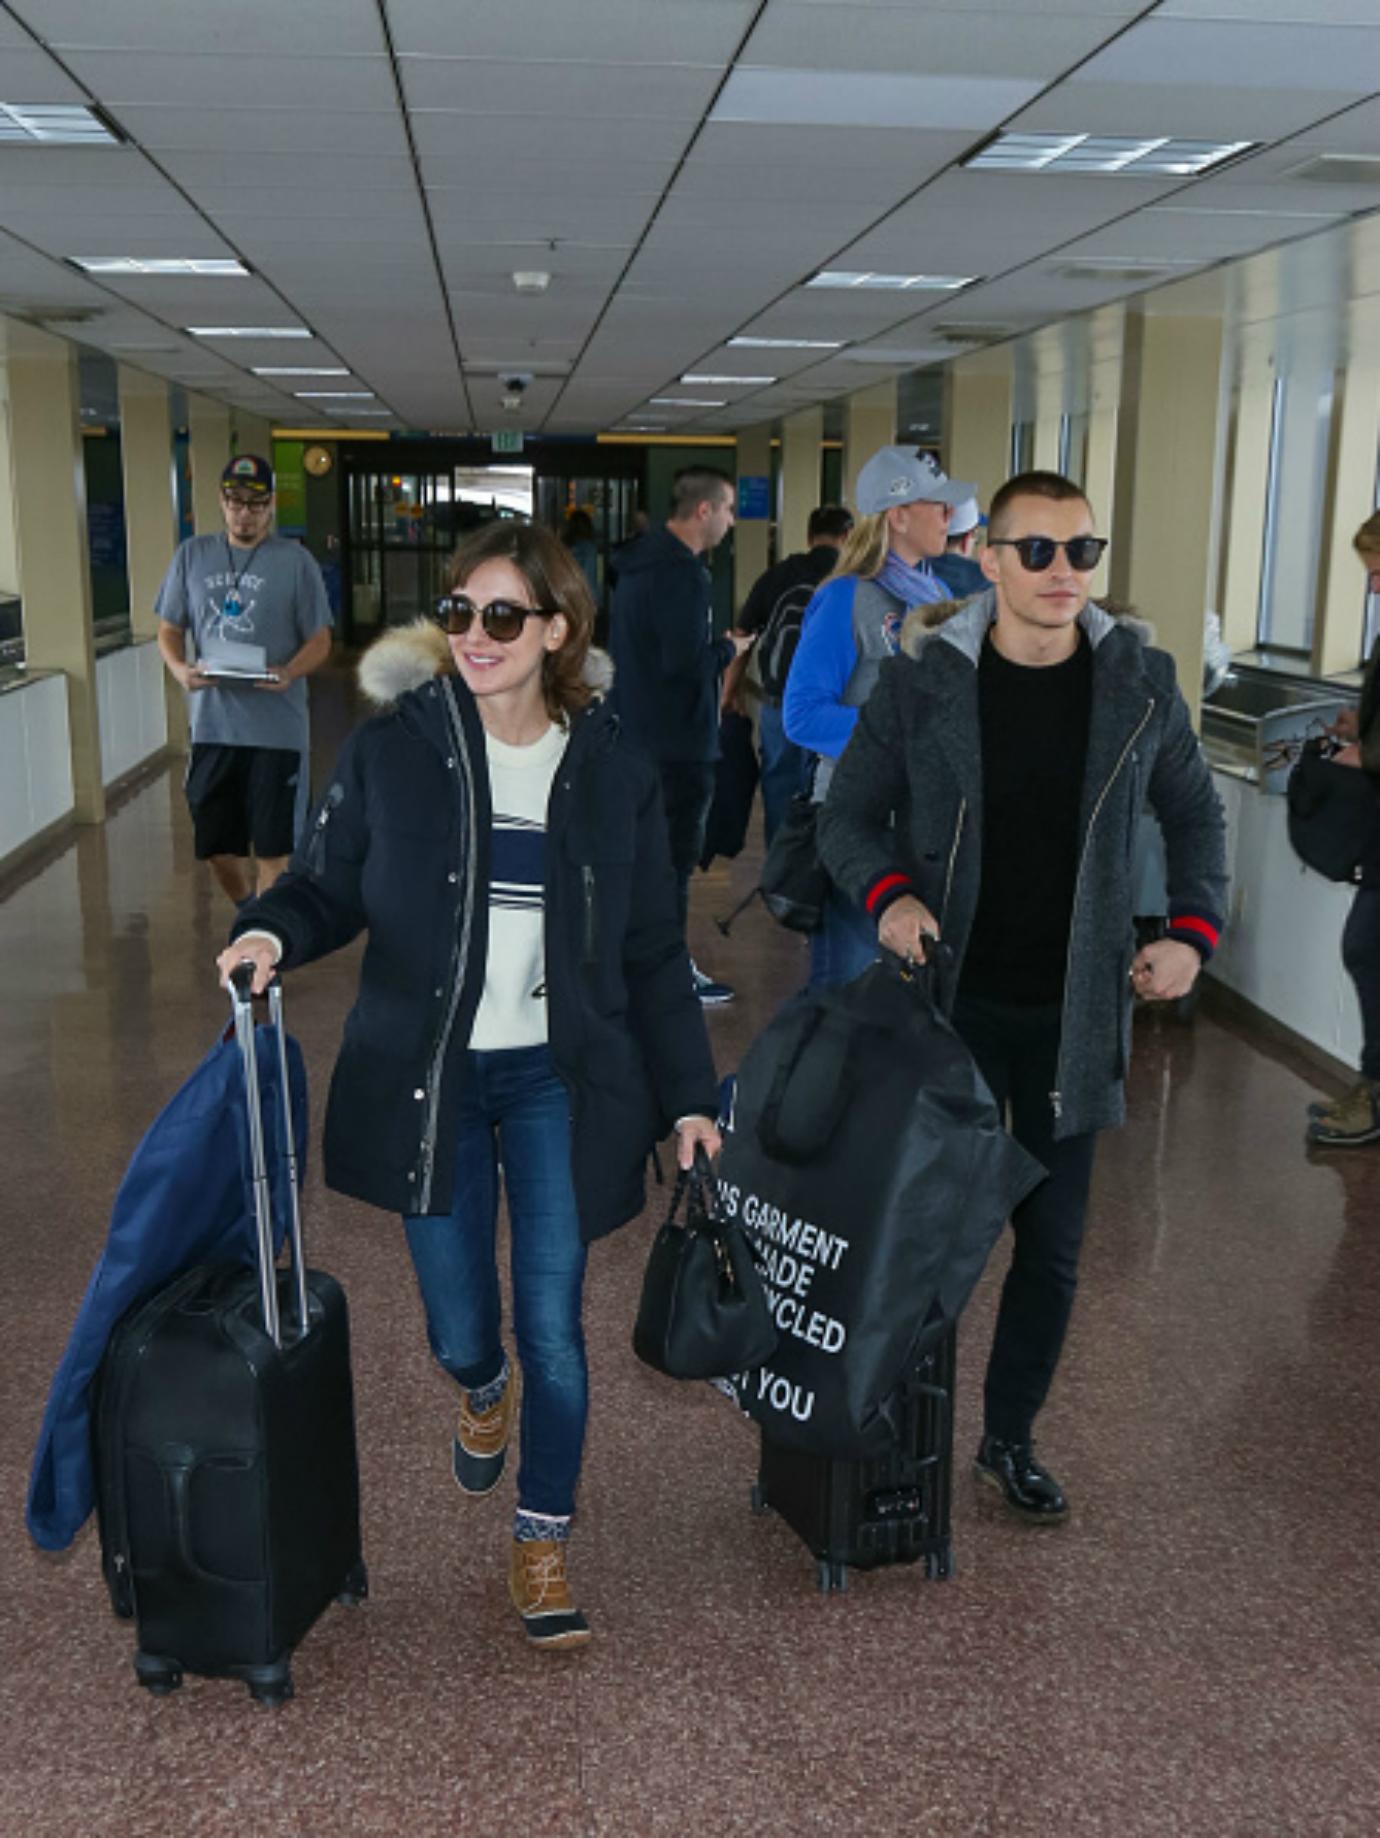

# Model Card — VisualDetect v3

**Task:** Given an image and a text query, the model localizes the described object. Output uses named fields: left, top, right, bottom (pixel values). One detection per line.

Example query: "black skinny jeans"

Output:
left=1342, top=885, right=1380, bottom=1081
left=951, top=991, right=1099, bottom=1447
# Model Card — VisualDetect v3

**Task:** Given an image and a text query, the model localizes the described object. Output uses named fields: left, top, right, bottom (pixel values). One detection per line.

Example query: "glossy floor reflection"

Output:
left=4, top=669, right=1379, bottom=1836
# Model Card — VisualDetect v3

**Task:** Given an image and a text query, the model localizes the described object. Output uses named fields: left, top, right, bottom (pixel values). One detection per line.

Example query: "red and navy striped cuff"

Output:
left=863, top=872, right=916, bottom=919
left=1166, top=909, right=1221, bottom=961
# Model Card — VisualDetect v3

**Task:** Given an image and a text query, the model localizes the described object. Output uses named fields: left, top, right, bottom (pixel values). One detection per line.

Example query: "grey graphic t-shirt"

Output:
left=156, top=533, right=332, bottom=750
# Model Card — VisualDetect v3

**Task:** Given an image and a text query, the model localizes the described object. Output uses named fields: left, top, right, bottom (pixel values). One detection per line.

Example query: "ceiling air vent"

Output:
left=1283, top=154, right=1380, bottom=187
left=1055, top=261, right=1178, bottom=283
left=931, top=323, right=1015, bottom=347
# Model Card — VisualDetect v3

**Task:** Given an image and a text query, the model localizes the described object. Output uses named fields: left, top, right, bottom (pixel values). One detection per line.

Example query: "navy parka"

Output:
left=232, top=628, right=719, bottom=1240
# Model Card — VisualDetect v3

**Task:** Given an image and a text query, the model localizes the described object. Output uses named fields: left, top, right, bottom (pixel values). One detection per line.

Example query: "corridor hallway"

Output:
left=4, top=674, right=1379, bottom=1836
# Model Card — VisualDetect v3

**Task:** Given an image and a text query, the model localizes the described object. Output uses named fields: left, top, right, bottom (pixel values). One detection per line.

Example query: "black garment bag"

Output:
left=718, top=952, right=1043, bottom=1460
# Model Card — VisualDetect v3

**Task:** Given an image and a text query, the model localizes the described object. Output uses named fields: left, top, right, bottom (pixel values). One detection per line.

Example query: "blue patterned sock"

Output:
left=466, top=1354, right=509, bottom=1417
left=515, top=1509, right=571, bottom=1544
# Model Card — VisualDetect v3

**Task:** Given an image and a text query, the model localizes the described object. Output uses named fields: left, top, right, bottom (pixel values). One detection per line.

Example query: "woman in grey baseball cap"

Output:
left=782, top=445, right=976, bottom=988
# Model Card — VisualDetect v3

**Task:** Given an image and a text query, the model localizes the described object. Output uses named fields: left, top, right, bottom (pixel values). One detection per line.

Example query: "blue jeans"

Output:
left=758, top=703, right=808, bottom=849
left=808, top=884, right=880, bottom=989
left=1343, top=885, right=1380, bottom=1080
left=403, top=1045, right=588, bottom=1519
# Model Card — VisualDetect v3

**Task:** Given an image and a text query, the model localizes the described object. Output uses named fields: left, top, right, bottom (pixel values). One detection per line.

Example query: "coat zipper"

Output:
left=940, top=798, right=967, bottom=933
left=304, top=782, right=344, bottom=877
left=416, top=686, right=479, bottom=1211
left=1050, top=697, right=1155, bottom=1124
left=581, top=865, right=597, bottom=968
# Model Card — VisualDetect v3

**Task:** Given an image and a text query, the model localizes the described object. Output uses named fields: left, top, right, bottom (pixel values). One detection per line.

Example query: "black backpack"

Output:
left=1287, top=739, right=1380, bottom=885
left=757, top=578, right=817, bottom=701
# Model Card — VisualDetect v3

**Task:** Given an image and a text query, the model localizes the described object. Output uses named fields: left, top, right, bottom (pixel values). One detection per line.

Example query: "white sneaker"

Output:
left=690, top=961, right=735, bottom=1006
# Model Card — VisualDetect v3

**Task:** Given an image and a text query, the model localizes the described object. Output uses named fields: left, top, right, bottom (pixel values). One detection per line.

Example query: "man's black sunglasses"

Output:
left=988, top=535, right=1108, bottom=573
left=432, top=594, right=553, bottom=642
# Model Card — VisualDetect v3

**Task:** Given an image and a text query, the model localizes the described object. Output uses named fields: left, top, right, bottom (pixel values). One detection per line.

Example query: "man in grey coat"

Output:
left=818, top=470, right=1227, bottom=1523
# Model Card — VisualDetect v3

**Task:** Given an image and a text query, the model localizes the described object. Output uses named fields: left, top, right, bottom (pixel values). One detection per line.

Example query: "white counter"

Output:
left=1208, top=767, right=1362, bottom=1071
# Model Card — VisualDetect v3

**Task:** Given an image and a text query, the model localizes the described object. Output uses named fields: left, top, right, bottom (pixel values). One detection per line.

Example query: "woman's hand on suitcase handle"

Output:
left=877, top=894, right=941, bottom=968
left=674, top=1114, right=722, bottom=1171
left=216, top=935, right=282, bottom=997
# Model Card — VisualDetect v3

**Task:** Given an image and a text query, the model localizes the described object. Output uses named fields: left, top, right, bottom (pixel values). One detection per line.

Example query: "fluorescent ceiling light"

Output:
left=512, top=271, right=551, bottom=293
left=187, top=325, right=311, bottom=339
left=0, top=103, right=121, bottom=145
left=332, top=409, right=392, bottom=417
left=72, top=257, right=248, bottom=276
left=729, top=336, right=845, bottom=351
left=808, top=272, right=976, bottom=291
left=649, top=397, right=727, bottom=408
left=253, top=367, right=350, bottom=377
left=681, top=374, right=777, bottom=386
left=964, top=133, right=1255, bottom=177
left=293, top=391, right=375, bottom=399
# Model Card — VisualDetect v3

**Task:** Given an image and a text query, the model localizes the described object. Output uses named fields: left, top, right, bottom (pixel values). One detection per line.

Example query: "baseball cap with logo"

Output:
left=220, top=453, right=274, bottom=497
left=855, top=445, right=975, bottom=517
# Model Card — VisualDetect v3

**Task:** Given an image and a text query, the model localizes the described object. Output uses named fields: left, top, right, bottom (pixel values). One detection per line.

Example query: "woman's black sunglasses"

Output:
left=432, top=594, right=553, bottom=642
left=988, top=535, right=1108, bottom=573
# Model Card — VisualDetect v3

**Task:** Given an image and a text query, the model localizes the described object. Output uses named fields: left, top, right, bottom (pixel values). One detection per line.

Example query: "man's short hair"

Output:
left=1354, top=510, right=1380, bottom=561
left=807, top=504, right=854, bottom=544
left=988, top=470, right=1092, bottom=539
left=670, top=466, right=733, bottom=520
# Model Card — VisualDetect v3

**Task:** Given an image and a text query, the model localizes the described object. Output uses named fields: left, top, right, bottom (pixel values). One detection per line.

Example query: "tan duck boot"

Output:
left=509, top=1538, right=591, bottom=1651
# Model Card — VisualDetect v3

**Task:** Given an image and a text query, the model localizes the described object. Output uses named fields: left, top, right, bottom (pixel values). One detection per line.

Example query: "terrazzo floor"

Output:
left=4, top=665, right=1379, bottom=1836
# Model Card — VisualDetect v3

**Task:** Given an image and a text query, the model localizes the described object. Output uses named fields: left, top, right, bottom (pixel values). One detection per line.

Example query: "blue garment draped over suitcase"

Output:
left=26, top=1023, right=306, bottom=1552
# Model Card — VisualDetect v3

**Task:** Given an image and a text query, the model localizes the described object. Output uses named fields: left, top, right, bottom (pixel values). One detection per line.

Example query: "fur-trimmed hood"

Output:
left=897, top=587, right=1124, bottom=662
left=357, top=616, right=615, bottom=708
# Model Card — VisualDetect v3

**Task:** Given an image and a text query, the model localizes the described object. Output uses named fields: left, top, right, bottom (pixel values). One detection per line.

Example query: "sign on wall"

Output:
left=737, top=475, right=770, bottom=520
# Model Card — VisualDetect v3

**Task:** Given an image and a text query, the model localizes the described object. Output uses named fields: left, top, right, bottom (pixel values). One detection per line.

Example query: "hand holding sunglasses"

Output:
left=432, top=593, right=554, bottom=642
left=988, top=535, right=1108, bottom=573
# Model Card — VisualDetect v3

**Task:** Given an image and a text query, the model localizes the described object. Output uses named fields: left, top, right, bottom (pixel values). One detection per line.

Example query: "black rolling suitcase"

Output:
left=751, top=1327, right=955, bottom=1594
left=93, top=969, right=365, bottom=1705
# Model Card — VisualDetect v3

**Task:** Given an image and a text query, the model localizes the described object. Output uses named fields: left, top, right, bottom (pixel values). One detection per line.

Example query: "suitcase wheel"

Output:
left=749, top=1482, right=768, bottom=1518
left=243, top=1661, right=294, bottom=1709
left=336, top=1559, right=370, bottom=1607
left=816, top=1560, right=849, bottom=1594
left=133, top=1651, right=183, bottom=1697
left=925, top=1545, right=954, bottom=1581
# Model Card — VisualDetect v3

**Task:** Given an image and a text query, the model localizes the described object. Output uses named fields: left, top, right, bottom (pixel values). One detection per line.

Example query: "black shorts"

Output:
left=185, top=744, right=300, bottom=861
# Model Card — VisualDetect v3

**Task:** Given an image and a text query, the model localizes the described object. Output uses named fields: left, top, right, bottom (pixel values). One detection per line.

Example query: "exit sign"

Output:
left=491, top=429, right=525, bottom=455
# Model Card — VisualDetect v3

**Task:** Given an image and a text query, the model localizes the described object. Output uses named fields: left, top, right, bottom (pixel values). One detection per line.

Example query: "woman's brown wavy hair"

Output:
left=446, top=519, right=596, bottom=722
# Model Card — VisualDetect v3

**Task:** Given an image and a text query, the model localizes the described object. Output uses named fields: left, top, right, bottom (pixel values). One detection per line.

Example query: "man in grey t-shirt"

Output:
left=156, top=454, right=332, bottom=906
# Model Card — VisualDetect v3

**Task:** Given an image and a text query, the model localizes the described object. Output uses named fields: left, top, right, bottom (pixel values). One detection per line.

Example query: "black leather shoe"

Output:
left=974, top=1435, right=1069, bottom=1523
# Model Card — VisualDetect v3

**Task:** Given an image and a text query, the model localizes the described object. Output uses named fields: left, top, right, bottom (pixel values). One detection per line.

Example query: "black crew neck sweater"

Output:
left=958, top=629, right=1094, bottom=1006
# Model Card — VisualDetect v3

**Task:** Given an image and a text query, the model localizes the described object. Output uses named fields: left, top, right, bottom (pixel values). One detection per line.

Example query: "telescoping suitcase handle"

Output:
left=228, top=962, right=309, bottom=1348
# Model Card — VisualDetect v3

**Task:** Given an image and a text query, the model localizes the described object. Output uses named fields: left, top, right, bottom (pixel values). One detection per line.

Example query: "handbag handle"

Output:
left=665, top=1143, right=720, bottom=1232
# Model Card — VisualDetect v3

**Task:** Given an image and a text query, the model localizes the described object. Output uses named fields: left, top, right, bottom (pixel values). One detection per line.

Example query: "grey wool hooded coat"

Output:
left=816, top=591, right=1229, bottom=1141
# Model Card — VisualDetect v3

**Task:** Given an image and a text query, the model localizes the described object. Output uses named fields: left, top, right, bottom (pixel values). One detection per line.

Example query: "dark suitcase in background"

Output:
left=751, top=1326, right=954, bottom=1594
left=93, top=970, right=365, bottom=1705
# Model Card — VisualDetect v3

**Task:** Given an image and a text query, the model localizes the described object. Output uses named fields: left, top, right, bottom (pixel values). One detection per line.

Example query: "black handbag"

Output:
left=1287, top=740, right=1380, bottom=885
left=632, top=1148, right=778, bottom=1381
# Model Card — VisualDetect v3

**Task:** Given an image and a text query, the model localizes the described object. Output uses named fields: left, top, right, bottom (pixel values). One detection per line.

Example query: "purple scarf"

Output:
left=875, top=549, right=947, bottom=607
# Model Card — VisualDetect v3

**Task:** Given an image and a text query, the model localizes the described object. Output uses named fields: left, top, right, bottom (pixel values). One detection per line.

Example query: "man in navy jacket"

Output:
left=610, top=467, right=751, bottom=1003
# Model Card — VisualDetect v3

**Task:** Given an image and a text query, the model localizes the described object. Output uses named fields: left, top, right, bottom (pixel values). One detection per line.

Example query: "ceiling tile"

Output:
left=402, top=59, right=723, bottom=119
left=1077, top=18, right=1380, bottom=91
left=389, top=0, right=754, bottom=63
left=742, top=5, right=1119, bottom=78
left=712, top=67, right=1041, bottom=129
left=1006, top=79, right=1372, bottom=140
left=107, top=104, right=412, bottom=155
left=0, top=47, right=90, bottom=102
left=14, top=0, right=389, bottom=55
left=408, top=111, right=696, bottom=165
left=53, top=51, right=398, bottom=112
